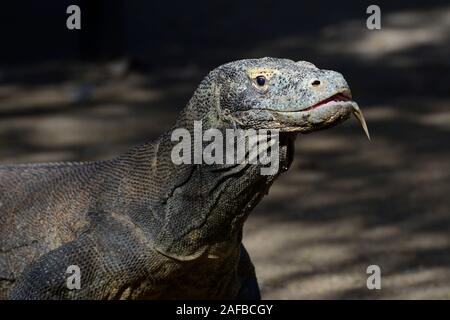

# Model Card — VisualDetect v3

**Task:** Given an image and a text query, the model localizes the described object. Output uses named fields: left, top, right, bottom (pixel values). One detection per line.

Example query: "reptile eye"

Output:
left=255, top=76, right=266, bottom=86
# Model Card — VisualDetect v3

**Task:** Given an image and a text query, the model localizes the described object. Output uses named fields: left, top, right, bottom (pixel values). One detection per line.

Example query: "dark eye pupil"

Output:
left=256, top=76, right=266, bottom=86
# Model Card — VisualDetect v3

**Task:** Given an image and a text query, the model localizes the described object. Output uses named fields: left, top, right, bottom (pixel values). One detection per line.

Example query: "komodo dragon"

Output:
left=0, top=58, right=369, bottom=299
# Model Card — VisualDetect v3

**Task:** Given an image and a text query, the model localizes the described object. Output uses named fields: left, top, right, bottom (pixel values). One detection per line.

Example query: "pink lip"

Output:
left=304, top=91, right=352, bottom=111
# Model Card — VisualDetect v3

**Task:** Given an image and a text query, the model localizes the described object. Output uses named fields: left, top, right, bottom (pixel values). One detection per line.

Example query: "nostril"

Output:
left=311, top=80, right=321, bottom=86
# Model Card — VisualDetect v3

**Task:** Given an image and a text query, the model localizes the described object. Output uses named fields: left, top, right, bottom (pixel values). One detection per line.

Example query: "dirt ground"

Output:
left=0, top=5, right=449, bottom=299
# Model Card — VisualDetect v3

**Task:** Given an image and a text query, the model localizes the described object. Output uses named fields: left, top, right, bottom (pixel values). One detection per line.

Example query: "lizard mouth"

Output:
left=266, top=89, right=370, bottom=139
left=232, top=89, right=370, bottom=139
left=302, top=90, right=353, bottom=111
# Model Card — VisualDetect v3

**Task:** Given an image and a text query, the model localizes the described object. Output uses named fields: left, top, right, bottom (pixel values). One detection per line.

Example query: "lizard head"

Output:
left=212, top=57, right=370, bottom=139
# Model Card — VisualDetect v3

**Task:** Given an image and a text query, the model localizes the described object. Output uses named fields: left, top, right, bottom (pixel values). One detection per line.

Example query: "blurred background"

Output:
left=0, top=0, right=449, bottom=298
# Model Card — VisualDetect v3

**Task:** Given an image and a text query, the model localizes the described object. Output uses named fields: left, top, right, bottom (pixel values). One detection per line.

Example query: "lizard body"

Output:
left=0, top=58, right=368, bottom=299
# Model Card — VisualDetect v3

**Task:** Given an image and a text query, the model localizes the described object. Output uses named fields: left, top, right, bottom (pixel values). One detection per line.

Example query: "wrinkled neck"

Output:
left=115, top=84, right=288, bottom=261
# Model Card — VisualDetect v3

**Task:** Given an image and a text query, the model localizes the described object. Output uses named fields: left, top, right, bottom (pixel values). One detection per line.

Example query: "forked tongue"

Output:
left=352, top=103, right=371, bottom=140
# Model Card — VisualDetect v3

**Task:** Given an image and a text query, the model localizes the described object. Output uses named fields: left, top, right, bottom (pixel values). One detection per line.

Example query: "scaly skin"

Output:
left=0, top=58, right=368, bottom=299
